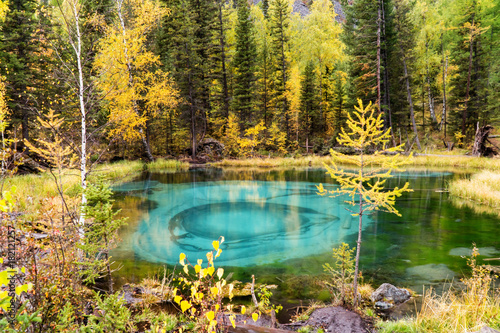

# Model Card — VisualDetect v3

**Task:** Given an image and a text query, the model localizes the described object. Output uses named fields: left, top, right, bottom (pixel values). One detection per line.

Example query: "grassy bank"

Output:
left=377, top=248, right=500, bottom=333
left=213, top=154, right=500, bottom=172
left=448, top=171, right=500, bottom=217
left=2, top=159, right=189, bottom=212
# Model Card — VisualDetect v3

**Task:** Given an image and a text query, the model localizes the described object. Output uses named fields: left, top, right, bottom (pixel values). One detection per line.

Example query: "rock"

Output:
left=374, top=301, right=394, bottom=311
left=469, top=327, right=500, bottom=333
left=371, top=283, right=411, bottom=305
left=449, top=247, right=499, bottom=257
left=132, top=287, right=143, bottom=296
left=303, top=306, right=372, bottom=333
left=406, top=263, right=456, bottom=282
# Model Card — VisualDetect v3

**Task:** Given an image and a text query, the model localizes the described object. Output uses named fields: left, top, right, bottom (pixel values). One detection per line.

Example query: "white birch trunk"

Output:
left=67, top=0, right=87, bottom=238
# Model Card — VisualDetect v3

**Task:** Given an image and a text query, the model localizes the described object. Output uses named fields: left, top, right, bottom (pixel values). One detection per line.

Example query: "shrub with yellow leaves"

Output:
left=173, top=236, right=259, bottom=332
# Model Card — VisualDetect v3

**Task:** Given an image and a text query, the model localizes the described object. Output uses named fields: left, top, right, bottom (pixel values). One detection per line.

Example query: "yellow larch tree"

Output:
left=94, top=0, right=178, bottom=161
left=317, top=99, right=412, bottom=307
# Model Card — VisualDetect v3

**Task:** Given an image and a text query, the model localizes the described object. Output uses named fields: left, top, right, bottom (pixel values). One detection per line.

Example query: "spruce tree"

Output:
left=0, top=0, right=47, bottom=146
left=448, top=0, right=488, bottom=141
left=262, top=0, right=269, bottom=18
left=340, top=0, right=379, bottom=107
left=233, top=0, right=258, bottom=130
left=160, top=0, right=218, bottom=158
left=269, top=0, right=291, bottom=142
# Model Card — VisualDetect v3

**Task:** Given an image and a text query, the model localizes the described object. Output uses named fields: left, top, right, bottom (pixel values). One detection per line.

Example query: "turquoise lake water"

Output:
left=111, top=167, right=500, bottom=298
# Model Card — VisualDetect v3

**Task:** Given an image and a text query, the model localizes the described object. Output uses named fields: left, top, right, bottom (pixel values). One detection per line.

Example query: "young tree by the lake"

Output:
left=317, top=99, right=412, bottom=307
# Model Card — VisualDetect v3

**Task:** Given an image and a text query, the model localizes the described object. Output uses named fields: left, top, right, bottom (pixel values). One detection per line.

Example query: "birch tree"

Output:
left=53, top=0, right=91, bottom=231
left=94, top=0, right=178, bottom=161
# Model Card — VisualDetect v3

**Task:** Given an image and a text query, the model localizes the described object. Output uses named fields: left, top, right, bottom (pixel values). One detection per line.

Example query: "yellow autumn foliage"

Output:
left=94, top=0, right=178, bottom=142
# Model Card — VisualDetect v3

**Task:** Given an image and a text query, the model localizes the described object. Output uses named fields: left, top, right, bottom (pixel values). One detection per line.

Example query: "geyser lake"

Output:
left=111, top=167, right=499, bottom=300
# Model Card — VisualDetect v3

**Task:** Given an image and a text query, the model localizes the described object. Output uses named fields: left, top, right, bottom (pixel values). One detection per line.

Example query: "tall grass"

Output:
left=146, top=158, right=190, bottom=172
left=212, top=155, right=329, bottom=168
left=213, top=154, right=500, bottom=171
left=377, top=247, right=500, bottom=333
left=448, top=171, right=500, bottom=216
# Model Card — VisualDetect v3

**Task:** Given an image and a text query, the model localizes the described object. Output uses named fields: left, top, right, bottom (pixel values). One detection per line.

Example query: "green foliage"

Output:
left=299, top=61, right=320, bottom=144
left=0, top=303, right=42, bottom=333
left=81, top=292, right=134, bottom=332
left=79, top=178, right=127, bottom=289
left=256, top=285, right=282, bottom=314
left=233, top=0, right=258, bottom=130
left=268, top=0, right=291, bottom=140
left=323, top=242, right=355, bottom=305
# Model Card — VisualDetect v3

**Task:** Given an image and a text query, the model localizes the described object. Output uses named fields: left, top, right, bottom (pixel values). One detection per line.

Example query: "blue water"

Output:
left=119, top=181, right=363, bottom=266
left=111, top=168, right=500, bottom=296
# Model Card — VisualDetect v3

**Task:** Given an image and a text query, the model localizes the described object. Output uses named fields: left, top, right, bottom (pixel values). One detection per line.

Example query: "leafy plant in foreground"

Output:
left=174, top=236, right=259, bottom=332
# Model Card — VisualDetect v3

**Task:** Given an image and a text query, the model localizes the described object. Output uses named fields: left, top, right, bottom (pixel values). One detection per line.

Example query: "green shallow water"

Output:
left=111, top=167, right=500, bottom=297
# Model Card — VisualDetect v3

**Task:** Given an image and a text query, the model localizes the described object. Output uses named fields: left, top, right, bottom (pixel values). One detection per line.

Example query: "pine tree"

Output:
left=262, top=0, right=269, bottom=19
left=161, top=0, right=220, bottom=158
left=269, top=0, right=291, bottom=142
left=0, top=0, right=48, bottom=147
left=448, top=0, right=489, bottom=141
left=340, top=0, right=379, bottom=107
left=393, top=0, right=421, bottom=149
left=233, top=0, right=258, bottom=130
left=253, top=4, right=272, bottom=127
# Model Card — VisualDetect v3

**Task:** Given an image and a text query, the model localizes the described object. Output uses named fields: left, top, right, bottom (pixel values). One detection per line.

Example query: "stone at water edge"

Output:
left=371, top=283, right=411, bottom=305
left=469, top=327, right=500, bottom=333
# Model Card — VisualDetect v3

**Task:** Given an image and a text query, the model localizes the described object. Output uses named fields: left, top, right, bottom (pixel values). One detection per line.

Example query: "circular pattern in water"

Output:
left=127, top=181, right=369, bottom=266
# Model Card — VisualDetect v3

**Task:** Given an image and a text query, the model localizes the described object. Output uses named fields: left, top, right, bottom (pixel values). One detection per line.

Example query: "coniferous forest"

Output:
left=1, top=0, right=499, bottom=163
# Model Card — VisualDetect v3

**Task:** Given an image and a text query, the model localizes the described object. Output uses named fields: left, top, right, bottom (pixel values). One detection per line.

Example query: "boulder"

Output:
left=469, top=327, right=500, bottom=333
left=303, top=306, right=372, bottom=333
left=370, top=283, right=411, bottom=305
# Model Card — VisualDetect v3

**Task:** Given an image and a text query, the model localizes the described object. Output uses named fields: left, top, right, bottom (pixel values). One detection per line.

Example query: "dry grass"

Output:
left=212, top=154, right=500, bottom=172
left=448, top=171, right=500, bottom=216
left=377, top=247, right=500, bottom=333
left=212, top=155, right=329, bottom=168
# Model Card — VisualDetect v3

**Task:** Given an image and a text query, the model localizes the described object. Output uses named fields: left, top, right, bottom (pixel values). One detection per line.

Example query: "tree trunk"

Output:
left=462, top=14, right=475, bottom=137
left=381, top=0, right=395, bottom=145
left=218, top=2, right=230, bottom=122
left=353, top=150, right=363, bottom=308
left=400, top=47, right=421, bottom=150
left=472, top=124, right=493, bottom=157
left=67, top=0, right=87, bottom=236
left=376, top=0, right=382, bottom=112
left=440, top=53, right=448, bottom=139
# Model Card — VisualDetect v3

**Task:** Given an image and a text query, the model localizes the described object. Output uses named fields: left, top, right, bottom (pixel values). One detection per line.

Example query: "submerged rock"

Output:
left=449, top=247, right=499, bottom=257
left=406, top=263, right=456, bottom=282
left=468, top=327, right=500, bottom=333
